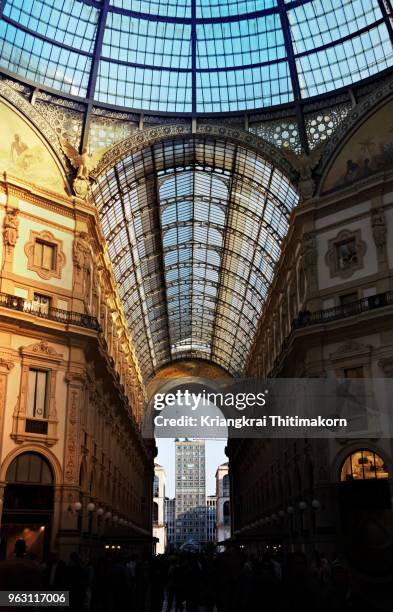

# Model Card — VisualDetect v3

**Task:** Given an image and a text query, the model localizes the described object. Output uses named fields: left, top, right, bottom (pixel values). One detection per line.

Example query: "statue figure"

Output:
left=73, top=232, right=91, bottom=270
left=60, top=137, right=106, bottom=198
left=371, top=208, right=386, bottom=250
left=283, top=144, right=325, bottom=200
left=3, top=208, right=19, bottom=247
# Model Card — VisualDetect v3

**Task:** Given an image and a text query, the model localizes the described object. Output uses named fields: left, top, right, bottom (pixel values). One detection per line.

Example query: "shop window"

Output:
left=341, top=450, right=389, bottom=481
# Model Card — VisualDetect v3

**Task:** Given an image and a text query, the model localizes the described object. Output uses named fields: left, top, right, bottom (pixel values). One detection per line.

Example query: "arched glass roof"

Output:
left=0, top=0, right=392, bottom=114
left=91, top=135, right=299, bottom=379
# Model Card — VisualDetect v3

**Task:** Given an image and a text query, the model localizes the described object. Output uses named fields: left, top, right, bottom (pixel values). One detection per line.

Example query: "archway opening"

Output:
left=1, top=452, right=54, bottom=561
left=338, top=448, right=392, bottom=577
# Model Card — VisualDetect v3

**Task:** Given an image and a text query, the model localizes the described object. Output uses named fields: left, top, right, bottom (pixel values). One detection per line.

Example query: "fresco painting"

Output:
left=0, top=100, right=65, bottom=194
left=323, top=99, right=393, bottom=192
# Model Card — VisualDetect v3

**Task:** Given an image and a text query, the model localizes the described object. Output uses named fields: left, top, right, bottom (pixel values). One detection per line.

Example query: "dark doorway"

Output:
left=0, top=452, right=54, bottom=561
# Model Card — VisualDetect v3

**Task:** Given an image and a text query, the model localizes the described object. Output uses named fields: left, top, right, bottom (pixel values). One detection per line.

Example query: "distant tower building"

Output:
left=164, top=497, right=176, bottom=551
left=206, top=495, right=217, bottom=543
left=175, top=439, right=206, bottom=546
left=216, top=463, right=230, bottom=547
left=153, top=464, right=167, bottom=554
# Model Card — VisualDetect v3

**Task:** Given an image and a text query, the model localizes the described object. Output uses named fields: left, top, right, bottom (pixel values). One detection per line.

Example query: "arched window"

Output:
left=341, top=450, right=389, bottom=481
left=222, top=474, right=229, bottom=496
left=153, top=502, right=159, bottom=524
left=6, top=452, right=53, bottom=485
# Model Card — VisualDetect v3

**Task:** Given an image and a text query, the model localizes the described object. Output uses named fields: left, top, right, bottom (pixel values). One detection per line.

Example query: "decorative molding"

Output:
left=13, top=341, right=63, bottom=446
left=317, top=75, right=393, bottom=192
left=0, top=355, right=15, bottom=371
left=325, top=229, right=366, bottom=279
left=0, top=79, right=69, bottom=172
left=330, top=340, right=372, bottom=361
left=3, top=207, right=19, bottom=247
left=371, top=207, right=387, bottom=252
left=91, top=124, right=297, bottom=182
left=20, top=340, right=63, bottom=361
left=24, top=230, right=66, bottom=280
left=378, top=356, right=393, bottom=377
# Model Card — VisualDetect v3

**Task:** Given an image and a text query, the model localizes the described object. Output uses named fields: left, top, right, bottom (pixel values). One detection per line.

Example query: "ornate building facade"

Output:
left=0, top=0, right=392, bottom=583
left=0, top=84, right=154, bottom=560
left=228, top=85, right=393, bottom=579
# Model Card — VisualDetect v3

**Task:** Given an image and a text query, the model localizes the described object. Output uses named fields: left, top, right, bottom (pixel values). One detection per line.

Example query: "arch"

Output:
left=89, top=467, right=96, bottom=495
left=340, top=449, right=389, bottom=482
left=332, top=443, right=392, bottom=484
left=0, top=81, right=70, bottom=194
left=317, top=79, right=393, bottom=195
left=0, top=445, right=62, bottom=485
left=79, top=457, right=88, bottom=490
left=145, top=375, right=230, bottom=439
left=91, top=124, right=297, bottom=182
left=91, top=131, right=300, bottom=379
left=5, top=452, right=53, bottom=485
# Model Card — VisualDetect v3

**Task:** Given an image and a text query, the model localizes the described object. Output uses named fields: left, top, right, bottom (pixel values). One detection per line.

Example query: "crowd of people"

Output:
left=0, top=543, right=387, bottom=611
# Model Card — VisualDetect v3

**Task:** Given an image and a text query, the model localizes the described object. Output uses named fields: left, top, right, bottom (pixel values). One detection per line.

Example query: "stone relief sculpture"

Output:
left=371, top=207, right=387, bottom=251
left=73, top=232, right=92, bottom=297
left=283, top=143, right=324, bottom=200
left=325, top=229, right=367, bottom=279
left=3, top=207, right=19, bottom=247
left=60, top=137, right=106, bottom=198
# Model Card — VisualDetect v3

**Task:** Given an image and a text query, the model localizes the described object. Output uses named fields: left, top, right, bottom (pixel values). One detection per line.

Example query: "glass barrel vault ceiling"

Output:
left=0, top=0, right=392, bottom=113
left=91, top=137, right=299, bottom=379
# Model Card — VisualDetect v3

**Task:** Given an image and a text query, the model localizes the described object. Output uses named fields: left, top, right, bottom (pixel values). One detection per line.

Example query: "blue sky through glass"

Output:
left=0, top=0, right=391, bottom=113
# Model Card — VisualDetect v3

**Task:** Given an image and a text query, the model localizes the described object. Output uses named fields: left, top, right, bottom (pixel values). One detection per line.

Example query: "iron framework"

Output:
left=91, top=134, right=299, bottom=379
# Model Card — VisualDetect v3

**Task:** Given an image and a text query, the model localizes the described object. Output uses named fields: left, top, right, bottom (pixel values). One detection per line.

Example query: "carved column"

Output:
left=299, top=231, right=319, bottom=310
left=72, top=232, right=92, bottom=313
left=56, top=371, right=87, bottom=558
left=0, top=355, right=15, bottom=461
left=64, top=371, right=86, bottom=486
left=370, top=201, right=388, bottom=282
left=1, top=197, right=19, bottom=293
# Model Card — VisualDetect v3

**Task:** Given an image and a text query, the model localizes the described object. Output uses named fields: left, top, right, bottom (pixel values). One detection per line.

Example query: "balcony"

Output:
left=293, top=291, right=393, bottom=328
left=270, top=290, right=393, bottom=375
left=0, top=292, right=100, bottom=331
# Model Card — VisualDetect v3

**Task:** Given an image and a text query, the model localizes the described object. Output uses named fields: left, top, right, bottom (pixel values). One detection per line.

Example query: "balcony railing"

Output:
left=269, top=290, right=393, bottom=375
left=293, top=290, right=393, bottom=328
left=0, top=292, right=100, bottom=331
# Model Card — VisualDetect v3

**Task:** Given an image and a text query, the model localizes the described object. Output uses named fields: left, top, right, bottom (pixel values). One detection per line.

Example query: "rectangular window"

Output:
left=27, top=369, right=49, bottom=418
left=34, top=240, right=56, bottom=271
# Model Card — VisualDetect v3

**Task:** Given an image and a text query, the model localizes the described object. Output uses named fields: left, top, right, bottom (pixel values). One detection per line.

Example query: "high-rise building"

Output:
left=175, top=439, right=206, bottom=546
left=206, top=495, right=217, bottom=543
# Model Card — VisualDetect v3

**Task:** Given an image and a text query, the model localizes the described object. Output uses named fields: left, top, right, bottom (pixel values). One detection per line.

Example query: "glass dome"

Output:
left=0, top=0, right=392, bottom=114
